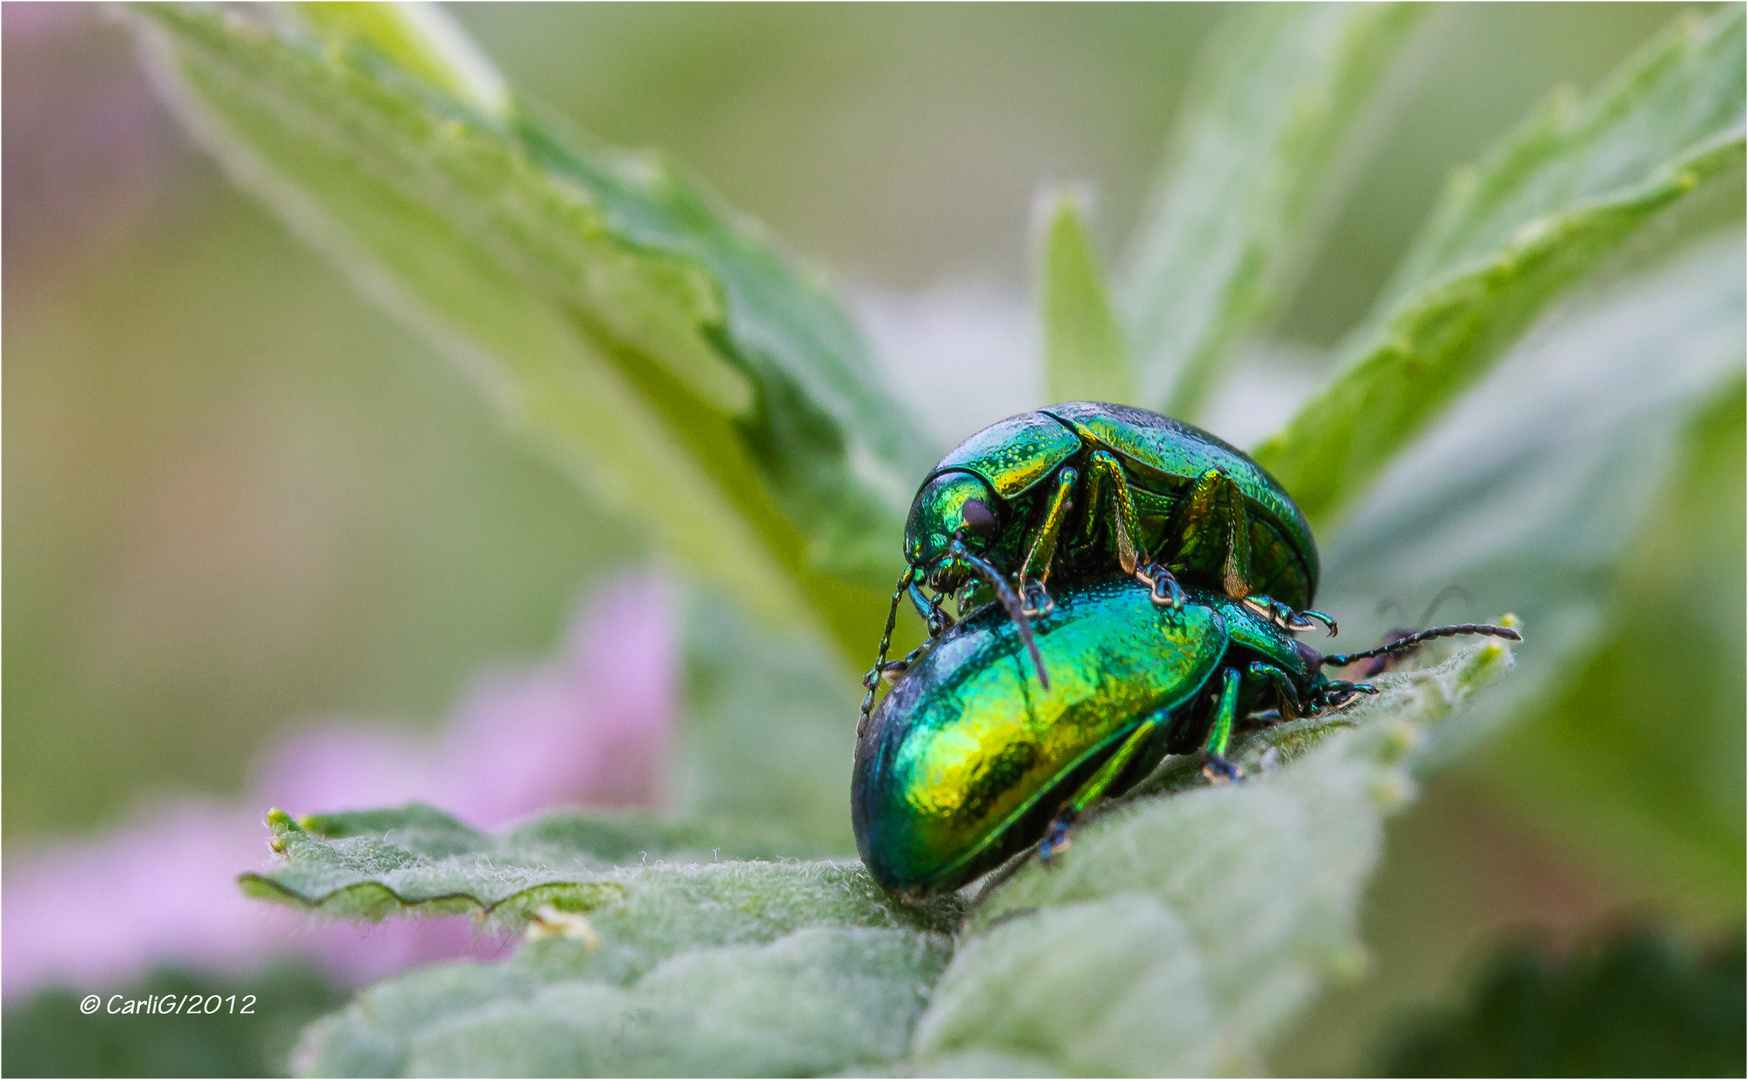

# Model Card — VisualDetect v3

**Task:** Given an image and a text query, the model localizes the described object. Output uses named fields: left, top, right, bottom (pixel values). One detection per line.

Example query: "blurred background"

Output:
left=4, top=3, right=1740, bottom=1075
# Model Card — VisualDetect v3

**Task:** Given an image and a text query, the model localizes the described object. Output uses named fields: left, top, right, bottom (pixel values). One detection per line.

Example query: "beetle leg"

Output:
left=909, top=580, right=955, bottom=637
left=1165, top=468, right=1253, bottom=600
left=928, top=591, right=956, bottom=635
left=906, top=579, right=934, bottom=622
left=878, top=642, right=931, bottom=684
left=1200, top=666, right=1244, bottom=782
left=1018, top=467, right=1077, bottom=616
left=1248, top=660, right=1302, bottom=718
left=1086, top=451, right=1141, bottom=575
left=1040, top=706, right=1172, bottom=861
left=1077, top=455, right=1106, bottom=545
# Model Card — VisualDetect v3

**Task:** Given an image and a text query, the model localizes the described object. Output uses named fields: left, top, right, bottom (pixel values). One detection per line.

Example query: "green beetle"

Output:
left=852, top=576, right=1518, bottom=898
left=860, top=403, right=1327, bottom=730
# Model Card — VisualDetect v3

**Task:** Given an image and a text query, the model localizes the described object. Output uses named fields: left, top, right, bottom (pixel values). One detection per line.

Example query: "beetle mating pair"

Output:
left=853, top=404, right=1519, bottom=897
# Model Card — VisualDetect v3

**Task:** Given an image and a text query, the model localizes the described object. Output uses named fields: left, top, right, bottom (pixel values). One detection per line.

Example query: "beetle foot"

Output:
left=1137, top=564, right=1186, bottom=610
left=1243, top=596, right=1337, bottom=637
left=1200, top=754, right=1242, bottom=784
left=1300, top=609, right=1338, bottom=637
left=1038, top=809, right=1079, bottom=862
left=1021, top=579, right=1055, bottom=619
left=1313, top=681, right=1380, bottom=712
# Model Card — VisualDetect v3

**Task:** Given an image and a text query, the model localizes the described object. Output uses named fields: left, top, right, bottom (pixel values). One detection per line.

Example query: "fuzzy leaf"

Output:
left=241, top=805, right=860, bottom=923
left=294, top=926, right=951, bottom=1077
left=126, top=3, right=934, bottom=661
left=1255, top=7, right=1746, bottom=524
left=251, top=812, right=956, bottom=1077
left=913, top=639, right=1516, bottom=1076
left=1120, top=3, right=1427, bottom=417
left=1037, top=188, right=1137, bottom=405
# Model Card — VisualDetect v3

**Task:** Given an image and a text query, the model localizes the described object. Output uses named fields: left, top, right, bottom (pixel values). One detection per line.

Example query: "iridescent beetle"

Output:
left=860, top=403, right=1326, bottom=731
left=852, top=575, right=1519, bottom=898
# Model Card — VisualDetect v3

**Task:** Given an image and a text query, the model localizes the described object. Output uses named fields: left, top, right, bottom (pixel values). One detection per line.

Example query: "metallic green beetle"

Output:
left=852, top=576, right=1519, bottom=898
left=861, top=402, right=1327, bottom=729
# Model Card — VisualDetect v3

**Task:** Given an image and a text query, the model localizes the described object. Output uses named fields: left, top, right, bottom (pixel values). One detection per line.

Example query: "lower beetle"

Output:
left=851, top=576, right=1519, bottom=898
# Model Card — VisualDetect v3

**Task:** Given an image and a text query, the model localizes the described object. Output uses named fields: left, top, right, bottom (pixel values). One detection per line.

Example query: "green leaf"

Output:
left=912, top=639, right=1517, bottom=1076
left=126, top=4, right=934, bottom=662
left=1036, top=187, right=1137, bottom=405
left=294, top=926, right=951, bottom=1077
left=292, top=1, right=509, bottom=118
left=248, top=812, right=956, bottom=1077
left=1313, top=233, right=1745, bottom=904
left=241, top=806, right=857, bottom=923
left=1255, top=6, right=1746, bottom=524
left=1119, top=3, right=1427, bottom=418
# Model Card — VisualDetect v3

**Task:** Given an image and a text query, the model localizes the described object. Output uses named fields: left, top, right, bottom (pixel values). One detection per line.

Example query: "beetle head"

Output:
left=896, top=470, right=1048, bottom=690
left=905, top=471, right=1002, bottom=590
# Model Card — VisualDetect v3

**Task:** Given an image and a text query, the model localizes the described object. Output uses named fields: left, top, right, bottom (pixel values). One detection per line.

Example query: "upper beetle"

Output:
left=861, top=403, right=1326, bottom=730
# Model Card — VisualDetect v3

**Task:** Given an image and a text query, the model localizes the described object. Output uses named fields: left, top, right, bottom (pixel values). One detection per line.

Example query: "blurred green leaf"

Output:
left=1481, top=375, right=1745, bottom=903
left=1036, top=187, right=1137, bottom=404
left=294, top=926, right=950, bottom=1078
left=127, top=3, right=934, bottom=662
left=1315, top=234, right=1745, bottom=905
left=293, top=1, right=509, bottom=117
left=672, top=596, right=860, bottom=854
left=912, top=640, right=1515, bottom=1076
left=1120, top=3, right=1426, bottom=417
left=242, top=806, right=854, bottom=923
left=1256, top=7, right=1746, bottom=524
left=2, top=964, right=346, bottom=1079
left=1376, top=928, right=1746, bottom=1077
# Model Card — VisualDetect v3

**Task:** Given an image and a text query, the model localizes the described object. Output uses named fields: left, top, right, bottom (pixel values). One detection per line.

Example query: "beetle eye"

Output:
left=960, top=498, right=997, bottom=538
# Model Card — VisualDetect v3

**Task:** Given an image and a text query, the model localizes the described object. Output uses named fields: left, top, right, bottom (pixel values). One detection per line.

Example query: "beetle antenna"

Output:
left=949, top=538, right=1050, bottom=689
left=1322, top=623, right=1521, bottom=667
left=858, top=567, right=913, bottom=732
